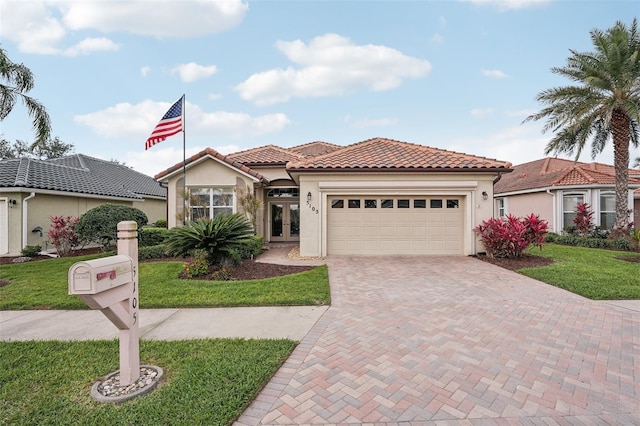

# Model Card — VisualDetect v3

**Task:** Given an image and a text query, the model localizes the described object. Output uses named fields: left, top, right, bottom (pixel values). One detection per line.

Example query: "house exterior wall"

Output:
left=497, top=191, right=555, bottom=230
left=0, top=191, right=134, bottom=255
left=133, top=198, right=167, bottom=225
left=297, top=172, right=497, bottom=257
left=164, top=159, right=258, bottom=229
left=634, top=198, right=639, bottom=225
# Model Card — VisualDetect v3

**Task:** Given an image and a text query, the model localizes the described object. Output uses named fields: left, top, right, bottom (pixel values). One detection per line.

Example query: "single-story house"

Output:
left=154, top=137, right=512, bottom=257
left=0, top=154, right=167, bottom=255
left=493, top=157, right=640, bottom=233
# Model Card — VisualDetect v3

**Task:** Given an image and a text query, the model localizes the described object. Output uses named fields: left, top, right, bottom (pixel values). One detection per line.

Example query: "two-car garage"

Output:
left=326, top=195, right=464, bottom=256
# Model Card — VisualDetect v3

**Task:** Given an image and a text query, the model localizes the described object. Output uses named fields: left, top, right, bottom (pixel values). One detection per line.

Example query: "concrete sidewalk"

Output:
left=0, top=306, right=329, bottom=341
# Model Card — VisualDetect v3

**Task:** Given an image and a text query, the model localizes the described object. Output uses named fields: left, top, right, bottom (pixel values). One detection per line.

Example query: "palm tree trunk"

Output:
left=610, top=108, right=630, bottom=238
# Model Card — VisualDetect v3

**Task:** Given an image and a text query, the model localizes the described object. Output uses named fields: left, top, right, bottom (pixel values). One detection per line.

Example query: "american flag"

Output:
left=145, top=96, right=183, bottom=150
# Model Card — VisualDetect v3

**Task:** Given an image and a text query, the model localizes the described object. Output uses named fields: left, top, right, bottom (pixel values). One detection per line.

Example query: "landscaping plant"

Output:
left=165, top=213, right=254, bottom=267
left=75, top=204, right=148, bottom=250
left=47, top=215, right=80, bottom=256
left=475, top=214, right=548, bottom=258
left=573, top=202, right=594, bottom=237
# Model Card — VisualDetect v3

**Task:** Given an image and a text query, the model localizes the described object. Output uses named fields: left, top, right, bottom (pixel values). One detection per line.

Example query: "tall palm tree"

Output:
left=525, top=19, right=640, bottom=237
left=0, top=46, right=51, bottom=143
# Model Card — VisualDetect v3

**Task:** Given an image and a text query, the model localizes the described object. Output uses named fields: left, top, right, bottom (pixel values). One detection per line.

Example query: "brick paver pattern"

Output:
left=235, top=256, right=640, bottom=425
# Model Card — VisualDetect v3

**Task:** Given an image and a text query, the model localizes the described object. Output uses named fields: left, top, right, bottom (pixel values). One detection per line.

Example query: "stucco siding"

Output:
left=500, top=192, right=555, bottom=230
left=133, top=198, right=166, bottom=225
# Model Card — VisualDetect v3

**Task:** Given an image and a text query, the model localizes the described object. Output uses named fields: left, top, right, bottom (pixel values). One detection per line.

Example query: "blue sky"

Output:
left=1, top=0, right=638, bottom=177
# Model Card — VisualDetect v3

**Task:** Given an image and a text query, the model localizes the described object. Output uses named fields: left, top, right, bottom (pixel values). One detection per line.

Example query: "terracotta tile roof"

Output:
left=0, top=155, right=166, bottom=200
left=288, top=141, right=342, bottom=158
left=286, top=137, right=512, bottom=172
left=227, top=144, right=303, bottom=165
left=494, top=157, right=640, bottom=194
left=154, top=148, right=268, bottom=183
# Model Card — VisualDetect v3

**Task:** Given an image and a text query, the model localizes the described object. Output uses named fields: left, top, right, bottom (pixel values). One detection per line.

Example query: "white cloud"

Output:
left=467, top=0, right=551, bottom=11
left=235, top=33, right=432, bottom=106
left=73, top=99, right=291, bottom=140
left=208, top=93, right=222, bottom=100
left=141, top=66, right=151, bottom=77
left=344, top=115, right=399, bottom=128
left=0, top=0, right=247, bottom=55
left=470, top=108, right=494, bottom=118
left=438, top=16, right=447, bottom=28
left=430, top=33, right=445, bottom=44
left=482, top=69, right=508, bottom=79
left=172, top=62, right=218, bottom=82
left=62, top=0, right=248, bottom=38
left=63, top=37, right=119, bottom=56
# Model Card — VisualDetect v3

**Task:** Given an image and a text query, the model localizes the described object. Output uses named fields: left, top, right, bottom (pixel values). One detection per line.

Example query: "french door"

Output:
left=270, top=202, right=300, bottom=242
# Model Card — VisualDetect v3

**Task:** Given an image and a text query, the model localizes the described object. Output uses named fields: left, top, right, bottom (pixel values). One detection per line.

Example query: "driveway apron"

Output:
left=235, top=256, right=640, bottom=425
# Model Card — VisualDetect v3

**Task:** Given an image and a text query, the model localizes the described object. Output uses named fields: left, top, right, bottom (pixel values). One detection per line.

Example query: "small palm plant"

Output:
left=165, top=213, right=255, bottom=267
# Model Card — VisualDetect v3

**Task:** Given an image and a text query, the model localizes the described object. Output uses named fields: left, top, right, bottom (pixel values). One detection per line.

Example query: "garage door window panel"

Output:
left=447, top=199, right=459, bottom=208
left=348, top=199, right=361, bottom=208
left=430, top=199, right=443, bottom=208
left=381, top=199, right=393, bottom=208
left=331, top=199, right=344, bottom=208
left=398, top=199, right=410, bottom=208
left=414, top=199, right=426, bottom=208
left=365, top=199, right=377, bottom=208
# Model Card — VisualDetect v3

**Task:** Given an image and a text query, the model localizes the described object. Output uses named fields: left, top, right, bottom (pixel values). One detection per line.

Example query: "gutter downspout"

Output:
left=546, top=189, right=556, bottom=233
left=22, top=192, right=36, bottom=249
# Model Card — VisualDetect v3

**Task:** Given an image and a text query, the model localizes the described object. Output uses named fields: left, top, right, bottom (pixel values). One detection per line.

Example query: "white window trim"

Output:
left=561, top=191, right=587, bottom=230
left=189, top=187, right=236, bottom=221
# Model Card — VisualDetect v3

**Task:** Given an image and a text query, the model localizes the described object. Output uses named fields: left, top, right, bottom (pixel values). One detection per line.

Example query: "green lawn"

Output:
left=0, top=255, right=330, bottom=310
left=1, top=339, right=295, bottom=425
left=519, top=244, right=640, bottom=300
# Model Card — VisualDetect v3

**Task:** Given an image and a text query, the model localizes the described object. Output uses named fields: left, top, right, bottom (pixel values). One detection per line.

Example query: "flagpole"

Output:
left=182, top=94, right=186, bottom=225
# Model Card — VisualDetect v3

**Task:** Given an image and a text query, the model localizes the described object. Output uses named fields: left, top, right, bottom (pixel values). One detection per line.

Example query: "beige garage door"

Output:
left=327, top=196, right=464, bottom=255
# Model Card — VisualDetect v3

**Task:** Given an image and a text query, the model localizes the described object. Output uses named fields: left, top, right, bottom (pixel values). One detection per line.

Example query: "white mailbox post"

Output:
left=69, top=221, right=140, bottom=387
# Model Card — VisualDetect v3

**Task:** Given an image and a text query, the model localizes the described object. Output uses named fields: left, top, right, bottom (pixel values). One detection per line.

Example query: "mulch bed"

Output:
left=473, top=253, right=555, bottom=271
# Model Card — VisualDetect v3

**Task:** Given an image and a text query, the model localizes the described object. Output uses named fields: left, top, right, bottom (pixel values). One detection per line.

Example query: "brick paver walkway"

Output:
left=235, top=256, right=639, bottom=425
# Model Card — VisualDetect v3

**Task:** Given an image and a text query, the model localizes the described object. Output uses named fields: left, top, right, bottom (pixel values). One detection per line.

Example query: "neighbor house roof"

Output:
left=0, top=154, right=166, bottom=200
left=227, top=145, right=303, bottom=166
left=286, top=138, right=512, bottom=172
left=494, top=157, right=640, bottom=195
left=154, top=148, right=268, bottom=183
left=288, top=141, right=342, bottom=158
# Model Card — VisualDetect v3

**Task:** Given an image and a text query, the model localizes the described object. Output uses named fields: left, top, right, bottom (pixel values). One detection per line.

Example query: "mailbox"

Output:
left=69, top=255, right=134, bottom=295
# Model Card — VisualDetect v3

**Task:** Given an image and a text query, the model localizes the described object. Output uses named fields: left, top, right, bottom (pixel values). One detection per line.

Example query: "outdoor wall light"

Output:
left=8, top=199, right=17, bottom=207
left=307, top=192, right=312, bottom=202
left=482, top=191, right=488, bottom=200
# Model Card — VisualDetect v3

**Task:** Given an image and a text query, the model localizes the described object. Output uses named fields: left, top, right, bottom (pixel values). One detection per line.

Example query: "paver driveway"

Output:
left=235, top=256, right=640, bottom=425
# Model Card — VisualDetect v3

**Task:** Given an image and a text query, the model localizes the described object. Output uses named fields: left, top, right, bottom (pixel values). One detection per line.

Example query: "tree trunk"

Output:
left=610, top=108, right=630, bottom=239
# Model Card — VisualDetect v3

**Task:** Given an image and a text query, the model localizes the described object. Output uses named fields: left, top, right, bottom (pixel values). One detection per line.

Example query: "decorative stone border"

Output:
left=91, top=365, right=163, bottom=403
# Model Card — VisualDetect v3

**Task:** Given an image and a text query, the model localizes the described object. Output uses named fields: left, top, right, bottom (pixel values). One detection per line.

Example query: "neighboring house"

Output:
left=0, top=154, right=167, bottom=255
left=155, top=137, right=512, bottom=257
left=493, top=157, right=640, bottom=233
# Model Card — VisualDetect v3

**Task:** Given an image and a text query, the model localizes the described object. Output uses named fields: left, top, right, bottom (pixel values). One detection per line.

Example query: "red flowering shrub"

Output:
left=475, top=214, right=549, bottom=258
left=573, top=203, right=593, bottom=237
left=48, top=215, right=80, bottom=257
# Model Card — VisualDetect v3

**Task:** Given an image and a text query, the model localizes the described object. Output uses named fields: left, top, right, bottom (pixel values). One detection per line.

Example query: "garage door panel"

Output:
left=327, top=196, right=465, bottom=255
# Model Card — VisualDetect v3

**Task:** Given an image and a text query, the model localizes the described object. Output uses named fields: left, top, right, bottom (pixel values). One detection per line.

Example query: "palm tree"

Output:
left=0, top=46, right=51, bottom=143
left=525, top=19, right=640, bottom=238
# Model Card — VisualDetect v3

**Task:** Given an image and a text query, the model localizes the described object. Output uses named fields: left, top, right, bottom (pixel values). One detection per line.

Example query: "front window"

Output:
left=496, top=198, right=506, bottom=218
left=189, top=187, right=234, bottom=221
left=563, top=193, right=584, bottom=230
left=600, top=192, right=615, bottom=229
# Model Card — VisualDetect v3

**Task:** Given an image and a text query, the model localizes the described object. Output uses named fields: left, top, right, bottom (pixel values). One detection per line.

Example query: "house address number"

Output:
left=306, top=200, right=319, bottom=214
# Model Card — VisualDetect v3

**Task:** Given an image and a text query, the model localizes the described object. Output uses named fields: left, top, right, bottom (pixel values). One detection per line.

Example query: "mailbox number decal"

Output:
left=131, top=266, right=138, bottom=325
left=96, top=270, right=117, bottom=281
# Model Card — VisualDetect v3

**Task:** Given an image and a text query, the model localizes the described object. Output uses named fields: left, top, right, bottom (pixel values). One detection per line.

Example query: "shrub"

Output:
left=139, top=227, right=170, bottom=247
left=21, top=245, right=42, bottom=257
left=47, top=215, right=80, bottom=257
left=165, top=213, right=254, bottom=267
left=551, top=235, right=635, bottom=251
left=76, top=204, right=148, bottom=249
left=573, top=202, right=594, bottom=237
left=182, top=250, right=210, bottom=278
left=475, top=214, right=549, bottom=258
left=211, top=266, right=233, bottom=281
left=153, top=219, right=168, bottom=228
left=138, top=244, right=171, bottom=260
left=236, top=235, right=264, bottom=259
